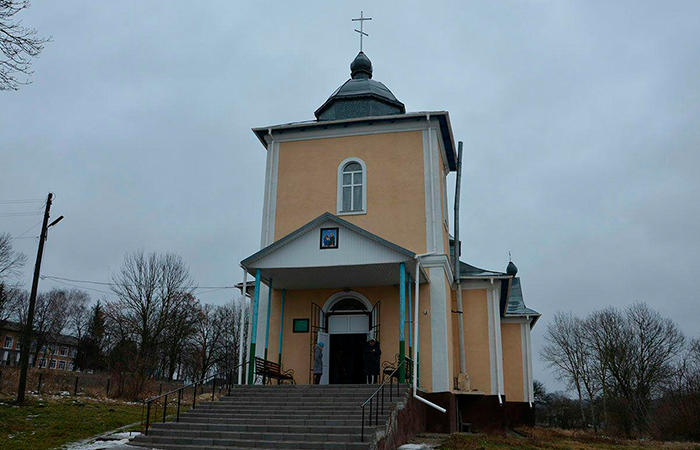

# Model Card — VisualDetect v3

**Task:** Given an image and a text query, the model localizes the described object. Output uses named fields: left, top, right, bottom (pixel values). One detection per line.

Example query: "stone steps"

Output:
left=129, top=384, right=409, bottom=450
left=151, top=422, right=366, bottom=434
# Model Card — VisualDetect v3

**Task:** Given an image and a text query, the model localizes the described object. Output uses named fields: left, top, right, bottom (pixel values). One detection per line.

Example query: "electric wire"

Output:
left=41, top=275, right=236, bottom=290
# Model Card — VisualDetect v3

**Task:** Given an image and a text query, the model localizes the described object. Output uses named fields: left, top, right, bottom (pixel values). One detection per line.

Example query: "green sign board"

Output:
left=293, top=318, right=309, bottom=333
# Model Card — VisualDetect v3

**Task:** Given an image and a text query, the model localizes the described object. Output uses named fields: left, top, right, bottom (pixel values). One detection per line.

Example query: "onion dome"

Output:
left=315, top=52, right=405, bottom=121
left=506, top=261, right=518, bottom=276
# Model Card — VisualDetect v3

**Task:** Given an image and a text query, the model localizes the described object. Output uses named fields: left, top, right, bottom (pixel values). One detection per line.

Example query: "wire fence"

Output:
left=0, top=367, right=186, bottom=400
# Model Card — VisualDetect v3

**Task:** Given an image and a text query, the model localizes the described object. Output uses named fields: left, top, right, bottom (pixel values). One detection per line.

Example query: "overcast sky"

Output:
left=2, top=1, right=699, bottom=392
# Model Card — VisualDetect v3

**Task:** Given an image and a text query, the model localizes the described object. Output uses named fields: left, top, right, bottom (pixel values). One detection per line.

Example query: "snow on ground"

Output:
left=60, top=431, right=143, bottom=450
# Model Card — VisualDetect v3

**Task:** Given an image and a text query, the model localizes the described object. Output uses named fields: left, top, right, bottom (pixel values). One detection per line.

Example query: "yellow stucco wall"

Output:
left=265, top=284, right=433, bottom=388
left=462, top=287, right=492, bottom=394
left=501, top=322, right=525, bottom=402
left=274, top=131, right=427, bottom=253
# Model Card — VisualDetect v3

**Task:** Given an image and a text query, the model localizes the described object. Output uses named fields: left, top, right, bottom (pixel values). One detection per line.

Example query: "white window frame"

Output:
left=58, top=360, right=66, bottom=370
left=3, top=336, right=13, bottom=349
left=337, top=157, right=367, bottom=216
left=39, top=358, right=46, bottom=368
left=49, top=359, right=56, bottom=369
left=60, top=347, right=67, bottom=356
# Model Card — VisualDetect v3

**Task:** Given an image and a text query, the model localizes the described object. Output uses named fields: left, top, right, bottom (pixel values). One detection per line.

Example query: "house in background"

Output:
left=238, top=49, right=541, bottom=429
left=1, top=321, right=79, bottom=371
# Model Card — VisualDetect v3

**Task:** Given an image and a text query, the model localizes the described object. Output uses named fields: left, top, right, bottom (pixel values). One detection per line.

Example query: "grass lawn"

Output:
left=439, top=428, right=700, bottom=450
left=0, top=395, right=144, bottom=450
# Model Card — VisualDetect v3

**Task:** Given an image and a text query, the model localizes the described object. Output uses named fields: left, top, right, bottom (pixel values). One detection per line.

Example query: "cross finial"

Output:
left=352, top=11, right=372, bottom=52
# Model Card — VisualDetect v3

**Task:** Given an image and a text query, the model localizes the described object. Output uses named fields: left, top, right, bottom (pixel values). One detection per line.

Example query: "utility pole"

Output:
left=17, top=192, right=54, bottom=403
left=454, top=142, right=468, bottom=375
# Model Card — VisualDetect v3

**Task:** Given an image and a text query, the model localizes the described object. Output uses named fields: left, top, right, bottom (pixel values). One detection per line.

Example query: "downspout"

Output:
left=413, top=252, right=447, bottom=414
left=454, top=141, right=467, bottom=375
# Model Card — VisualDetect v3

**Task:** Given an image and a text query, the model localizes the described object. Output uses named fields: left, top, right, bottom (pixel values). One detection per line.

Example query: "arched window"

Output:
left=329, top=298, right=368, bottom=312
left=337, top=158, right=366, bottom=215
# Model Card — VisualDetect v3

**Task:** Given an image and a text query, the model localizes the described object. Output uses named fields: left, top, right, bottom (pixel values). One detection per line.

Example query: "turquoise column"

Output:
left=399, top=262, right=406, bottom=383
left=407, top=273, right=413, bottom=363
left=278, top=289, right=286, bottom=365
left=263, top=279, right=273, bottom=361
left=247, top=269, right=261, bottom=384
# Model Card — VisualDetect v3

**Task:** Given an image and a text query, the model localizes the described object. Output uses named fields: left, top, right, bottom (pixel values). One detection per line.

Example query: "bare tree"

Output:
left=15, top=288, right=71, bottom=366
left=108, top=250, right=195, bottom=377
left=158, top=292, right=199, bottom=380
left=541, top=312, right=598, bottom=427
left=0, top=0, right=51, bottom=90
left=186, top=303, right=226, bottom=381
left=0, top=232, right=26, bottom=280
left=65, top=288, right=91, bottom=339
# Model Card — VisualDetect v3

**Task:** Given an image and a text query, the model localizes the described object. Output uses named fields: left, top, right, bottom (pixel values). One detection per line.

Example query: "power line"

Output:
left=11, top=220, right=43, bottom=241
left=47, top=277, right=115, bottom=296
left=0, top=198, right=45, bottom=205
left=41, top=275, right=236, bottom=290
left=0, top=212, right=43, bottom=217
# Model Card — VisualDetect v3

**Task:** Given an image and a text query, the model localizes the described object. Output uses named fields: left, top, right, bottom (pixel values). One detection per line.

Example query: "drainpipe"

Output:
left=413, top=252, right=447, bottom=414
left=454, top=141, right=467, bottom=375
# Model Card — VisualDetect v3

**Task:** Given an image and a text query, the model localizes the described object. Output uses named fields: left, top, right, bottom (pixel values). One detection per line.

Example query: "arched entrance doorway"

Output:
left=313, top=292, right=379, bottom=384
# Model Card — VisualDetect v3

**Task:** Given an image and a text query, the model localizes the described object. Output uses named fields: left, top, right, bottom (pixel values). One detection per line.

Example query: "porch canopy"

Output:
left=240, top=213, right=429, bottom=289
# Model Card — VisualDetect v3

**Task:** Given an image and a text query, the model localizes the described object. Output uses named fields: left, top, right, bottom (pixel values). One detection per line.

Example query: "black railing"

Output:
left=360, top=356, right=413, bottom=442
left=142, top=360, right=248, bottom=436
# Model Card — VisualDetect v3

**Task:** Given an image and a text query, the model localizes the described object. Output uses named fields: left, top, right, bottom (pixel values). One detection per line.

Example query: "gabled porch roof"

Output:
left=240, top=213, right=429, bottom=290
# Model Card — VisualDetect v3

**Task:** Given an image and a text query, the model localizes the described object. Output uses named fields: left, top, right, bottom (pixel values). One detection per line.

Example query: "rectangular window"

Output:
left=68, top=362, right=74, bottom=371
left=49, top=360, right=56, bottom=369
left=353, top=186, right=362, bottom=210
left=3, top=336, right=13, bottom=349
left=60, top=347, right=68, bottom=356
left=15, top=338, right=22, bottom=350
left=39, top=358, right=46, bottom=368
left=58, top=361, right=66, bottom=370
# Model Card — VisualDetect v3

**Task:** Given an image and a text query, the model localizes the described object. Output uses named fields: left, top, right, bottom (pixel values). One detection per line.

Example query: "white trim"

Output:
left=461, top=280, right=493, bottom=290
left=423, top=129, right=434, bottom=253
left=501, top=317, right=530, bottom=324
left=521, top=323, right=529, bottom=403
left=420, top=254, right=453, bottom=285
left=260, top=139, right=279, bottom=248
left=486, top=282, right=505, bottom=400
left=336, top=157, right=367, bottom=216
left=321, top=290, right=373, bottom=314
left=262, top=120, right=431, bottom=145
left=486, top=285, right=498, bottom=395
left=493, top=283, right=505, bottom=399
left=524, top=321, right=534, bottom=404
left=429, top=267, right=450, bottom=392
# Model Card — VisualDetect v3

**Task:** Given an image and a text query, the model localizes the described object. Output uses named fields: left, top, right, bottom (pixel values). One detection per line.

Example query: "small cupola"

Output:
left=506, top=260, right=518, bottom=276
left=314, top=52, right=406, bottom=121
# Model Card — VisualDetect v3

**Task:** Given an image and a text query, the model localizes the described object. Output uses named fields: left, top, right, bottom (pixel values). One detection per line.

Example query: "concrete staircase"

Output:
left=129, top=384, right=408, bottom=450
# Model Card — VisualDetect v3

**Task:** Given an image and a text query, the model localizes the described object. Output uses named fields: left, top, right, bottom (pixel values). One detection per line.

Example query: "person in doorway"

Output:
left=313, top=341, right=324, bottom=384
left=363, top=339, right=381, bottom=384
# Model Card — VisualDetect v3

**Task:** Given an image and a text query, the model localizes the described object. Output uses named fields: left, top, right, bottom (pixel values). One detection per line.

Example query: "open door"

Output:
left=369, top=301, right=380, bottom=342
left=317, top=332, right=330, bottom=385
left=310, top=302, right=327, bottom=384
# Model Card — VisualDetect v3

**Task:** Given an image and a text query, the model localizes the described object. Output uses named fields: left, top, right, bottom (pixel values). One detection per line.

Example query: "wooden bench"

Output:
left=255, top=357, right=295, bottom=385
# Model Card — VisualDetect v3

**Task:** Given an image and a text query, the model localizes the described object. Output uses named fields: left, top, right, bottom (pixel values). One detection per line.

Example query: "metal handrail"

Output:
left=360, top=356, right=413, bottom=442
left=143, top=360, right=248, bottom=436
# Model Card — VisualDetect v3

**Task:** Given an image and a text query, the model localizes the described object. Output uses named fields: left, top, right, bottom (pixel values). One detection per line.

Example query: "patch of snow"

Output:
left=399, top=444, right=431, bottom=450
left=61, top=431, right=142, bottom=450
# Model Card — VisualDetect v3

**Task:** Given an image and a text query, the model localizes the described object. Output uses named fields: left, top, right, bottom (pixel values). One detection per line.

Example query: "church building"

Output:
left=238, top=47, right=540, bottom=425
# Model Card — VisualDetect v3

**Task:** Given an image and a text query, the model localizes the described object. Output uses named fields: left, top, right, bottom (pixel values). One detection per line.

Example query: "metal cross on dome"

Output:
left=352, top=11, right=372, bottom=52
